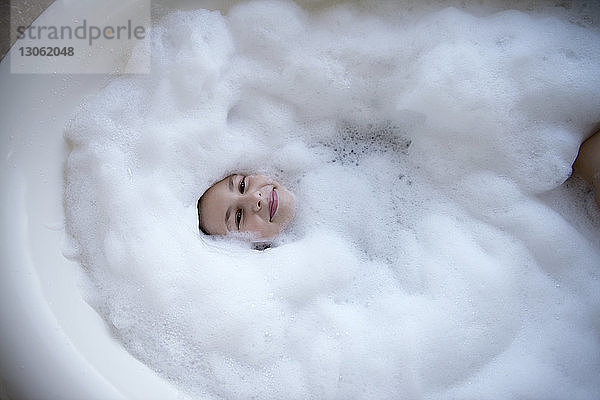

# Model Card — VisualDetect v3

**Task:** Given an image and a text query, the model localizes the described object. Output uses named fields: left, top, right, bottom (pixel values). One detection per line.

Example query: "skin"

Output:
left=573, top=128, right=600, bottom=207
left=198, top=173, right=296, bottom=238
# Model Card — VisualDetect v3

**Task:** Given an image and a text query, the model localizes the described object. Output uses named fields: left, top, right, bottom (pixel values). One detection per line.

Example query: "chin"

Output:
left=275, top=188, right=296, bottom=226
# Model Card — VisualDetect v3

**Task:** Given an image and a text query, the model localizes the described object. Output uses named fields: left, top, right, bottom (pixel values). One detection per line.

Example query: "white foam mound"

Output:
left=65, top=1, right=600, bottom=398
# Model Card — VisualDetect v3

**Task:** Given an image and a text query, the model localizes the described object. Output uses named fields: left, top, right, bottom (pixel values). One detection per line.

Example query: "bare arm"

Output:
left=573, top=128, right=600, bottom=206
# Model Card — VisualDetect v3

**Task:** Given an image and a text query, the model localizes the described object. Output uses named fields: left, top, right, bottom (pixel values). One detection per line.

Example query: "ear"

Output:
left=252, top=241, right=271, bottom=251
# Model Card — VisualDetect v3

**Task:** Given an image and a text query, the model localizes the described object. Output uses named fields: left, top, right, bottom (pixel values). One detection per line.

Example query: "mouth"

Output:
left=269, top=188, right=278, bottom=222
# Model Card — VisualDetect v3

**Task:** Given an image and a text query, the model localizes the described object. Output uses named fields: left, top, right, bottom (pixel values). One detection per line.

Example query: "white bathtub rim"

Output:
left=0, top=0, right=191, bottom=399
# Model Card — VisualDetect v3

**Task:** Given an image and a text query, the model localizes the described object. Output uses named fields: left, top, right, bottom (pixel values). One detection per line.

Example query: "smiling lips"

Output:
left=269, top=188, right=278, bottom=221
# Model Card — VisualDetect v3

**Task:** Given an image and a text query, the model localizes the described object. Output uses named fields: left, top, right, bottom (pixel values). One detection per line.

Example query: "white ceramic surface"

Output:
left=0, top=1, right=193, bottom=398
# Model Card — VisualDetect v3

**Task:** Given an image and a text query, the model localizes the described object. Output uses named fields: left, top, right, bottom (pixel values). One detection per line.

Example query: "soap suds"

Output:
left=65, top=1, right=600, bottom=398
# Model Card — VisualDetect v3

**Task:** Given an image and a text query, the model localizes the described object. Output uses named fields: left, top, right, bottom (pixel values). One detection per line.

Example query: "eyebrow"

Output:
left=224, top=176, right=236, bottom=230
left=225, top=207, right=231, bottom=230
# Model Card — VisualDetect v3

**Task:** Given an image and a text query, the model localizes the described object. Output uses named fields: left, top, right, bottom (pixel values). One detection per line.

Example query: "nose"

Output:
left=246, top=190, right=262, bottom=213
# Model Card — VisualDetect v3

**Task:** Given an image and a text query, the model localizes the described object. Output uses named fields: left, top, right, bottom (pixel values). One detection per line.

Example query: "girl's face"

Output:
left=198, top=174, right=296, bottom=239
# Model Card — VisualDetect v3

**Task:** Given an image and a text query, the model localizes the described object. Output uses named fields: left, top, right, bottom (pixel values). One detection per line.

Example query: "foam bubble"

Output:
left=65, top=1, right=600, bottom=398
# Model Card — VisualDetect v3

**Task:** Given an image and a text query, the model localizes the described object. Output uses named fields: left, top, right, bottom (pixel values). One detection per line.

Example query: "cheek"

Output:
left=246, top=215, right=267, bottom=232
left=258, top=226, right=281, bottom=239
left=249, top=217, right=281, bottom=238
left=277, top=200, right=294, bottom=223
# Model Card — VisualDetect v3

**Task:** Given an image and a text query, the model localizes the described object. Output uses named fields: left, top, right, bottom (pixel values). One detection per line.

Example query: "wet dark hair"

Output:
left=252, top=242, right=271, bottom=251
left=197, top=196, right=211, bottom=235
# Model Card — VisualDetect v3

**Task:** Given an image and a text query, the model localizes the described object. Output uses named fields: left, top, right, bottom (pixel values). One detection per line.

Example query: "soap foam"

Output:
left=65, top=1, right=600, bottom=398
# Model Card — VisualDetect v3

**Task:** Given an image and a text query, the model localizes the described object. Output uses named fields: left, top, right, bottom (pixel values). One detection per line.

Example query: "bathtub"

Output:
left=0, top=0, right=216, bottom=398
left=7, top=0, right=598, bottom=398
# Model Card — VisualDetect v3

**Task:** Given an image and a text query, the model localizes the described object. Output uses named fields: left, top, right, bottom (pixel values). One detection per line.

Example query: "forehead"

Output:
left=200, top=175, right=233, bottom=235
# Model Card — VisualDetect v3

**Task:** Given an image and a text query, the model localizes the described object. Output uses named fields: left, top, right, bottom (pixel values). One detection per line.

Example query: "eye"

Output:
left=239, top=176, right=246, bottom=194
left=235, top=209, right=242, bottom=229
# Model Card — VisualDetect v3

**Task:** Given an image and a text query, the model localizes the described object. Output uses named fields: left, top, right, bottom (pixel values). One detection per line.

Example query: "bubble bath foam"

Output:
left=65, top=1, right=600, bottom=399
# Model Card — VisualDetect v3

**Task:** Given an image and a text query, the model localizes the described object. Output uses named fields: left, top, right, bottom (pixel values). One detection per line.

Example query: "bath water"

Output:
left=65, top=0, right=600, bottom=398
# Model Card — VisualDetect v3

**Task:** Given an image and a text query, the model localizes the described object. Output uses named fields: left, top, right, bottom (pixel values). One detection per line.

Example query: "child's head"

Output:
left=197, top=173, right=296, bottom=239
